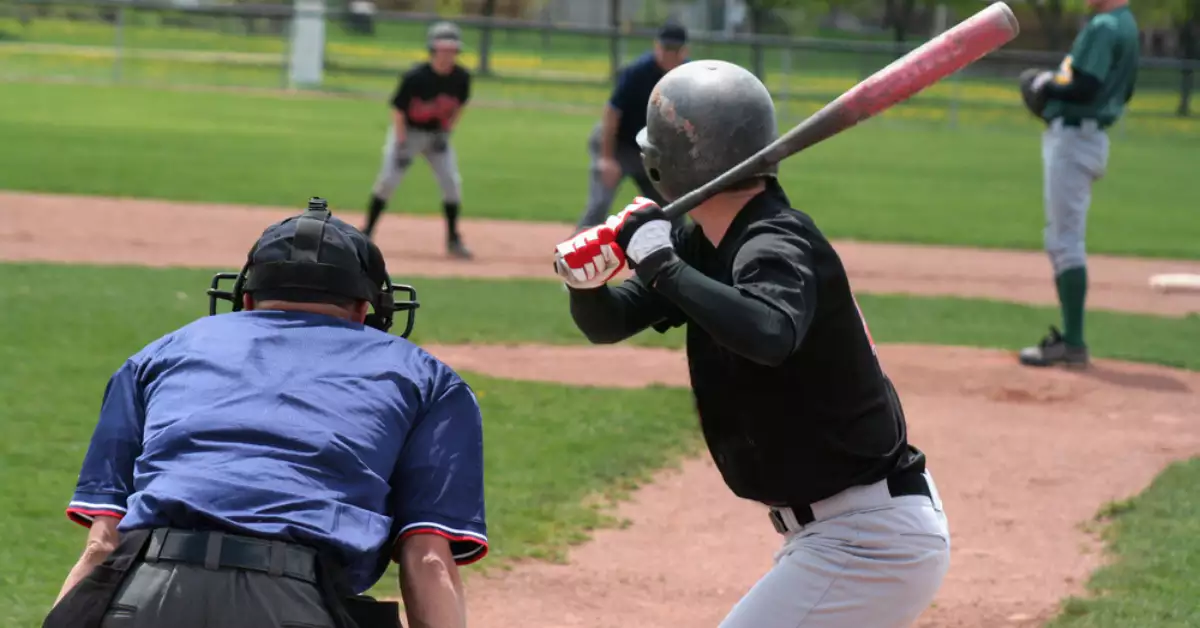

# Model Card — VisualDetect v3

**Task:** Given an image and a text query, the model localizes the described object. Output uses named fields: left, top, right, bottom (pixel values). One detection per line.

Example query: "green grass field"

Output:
left=1, top=16, right=1198, bottom=623
left=1, top=81, right=1199, bottom=259
left=1, top=262, right=1198, bottom=625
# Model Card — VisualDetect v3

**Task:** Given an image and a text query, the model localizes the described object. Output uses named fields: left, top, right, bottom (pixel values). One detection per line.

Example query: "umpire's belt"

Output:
left=767, top=468, right=933, bottom=535
left=143, top=528, right=318, bottom=584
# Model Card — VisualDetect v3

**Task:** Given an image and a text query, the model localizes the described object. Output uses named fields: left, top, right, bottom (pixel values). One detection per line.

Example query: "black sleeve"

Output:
left=391, top=74, right=415, bottom=112
left=568, top=275, right=685, bottom=345
left=1042, top=69, right=1102, bottom=103
left=461, top=69, right=471, bottom=104
left=635, top=224, right=817, bottom=367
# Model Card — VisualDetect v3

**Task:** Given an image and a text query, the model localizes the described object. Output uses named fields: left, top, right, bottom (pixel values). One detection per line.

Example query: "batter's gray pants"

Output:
left=1042, top=118, right=1110, bottom=275
left=99, top=560, right=333, bottom=627
left=371, top=126, right=462, bottom=205
left=719, top=470, right=951, bottom=628
left=576, top=121, right=666, bottom=230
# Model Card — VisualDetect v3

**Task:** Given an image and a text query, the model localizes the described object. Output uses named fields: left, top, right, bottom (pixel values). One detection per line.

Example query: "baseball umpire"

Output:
left=573, top=22, right=689, bottom=231
left=364, top=20, right=475, bottom=259
left=1016, top=0, right=1139, bottom=368
left=553, top=60, right=951, bottom=627
left=46, top=198, right=487, bottom=628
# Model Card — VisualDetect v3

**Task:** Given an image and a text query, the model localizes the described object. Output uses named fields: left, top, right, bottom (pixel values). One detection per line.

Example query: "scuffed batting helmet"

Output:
left=427, top=21, right=462, bottom=51
left=636, top=60, right=778, bottom=201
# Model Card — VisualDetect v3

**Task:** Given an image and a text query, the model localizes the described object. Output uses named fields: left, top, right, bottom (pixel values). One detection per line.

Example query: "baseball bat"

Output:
left=662, top=1, right=1021, bottom=221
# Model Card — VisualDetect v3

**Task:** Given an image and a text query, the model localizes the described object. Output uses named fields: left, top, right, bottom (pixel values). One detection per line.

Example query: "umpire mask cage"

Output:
left=207, top=197, right=420, bottom=338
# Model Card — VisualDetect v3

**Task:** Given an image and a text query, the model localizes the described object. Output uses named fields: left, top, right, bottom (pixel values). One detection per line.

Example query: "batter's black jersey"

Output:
left=568, top=181, right=924, bottom=506
left=390, top=62, right=471, bottom=132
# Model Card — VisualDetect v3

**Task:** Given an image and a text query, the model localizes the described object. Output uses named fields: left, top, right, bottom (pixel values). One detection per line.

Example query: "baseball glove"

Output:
left=1018, top=68, right=1052, bottom=119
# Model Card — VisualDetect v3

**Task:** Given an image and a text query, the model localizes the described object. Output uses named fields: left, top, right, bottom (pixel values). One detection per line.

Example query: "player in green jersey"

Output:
left=1017, top=0, right=1140, bottom=368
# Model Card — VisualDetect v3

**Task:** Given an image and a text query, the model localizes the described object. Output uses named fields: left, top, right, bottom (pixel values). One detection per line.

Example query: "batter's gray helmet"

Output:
left=427, top=21, right=462, bottom=51
left=636, top=60, right=778, bottom=201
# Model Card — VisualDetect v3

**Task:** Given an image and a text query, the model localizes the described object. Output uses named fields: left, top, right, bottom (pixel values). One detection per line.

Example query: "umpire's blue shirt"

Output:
left=610, top=51, right=674, bottom=147
left=65, top=310, right=488, bottom=594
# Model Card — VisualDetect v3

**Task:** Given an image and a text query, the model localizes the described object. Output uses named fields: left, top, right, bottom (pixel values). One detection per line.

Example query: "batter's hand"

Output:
left=611, top=197, right=673, bottom=267
left=554, top=223, right=627, bottom=290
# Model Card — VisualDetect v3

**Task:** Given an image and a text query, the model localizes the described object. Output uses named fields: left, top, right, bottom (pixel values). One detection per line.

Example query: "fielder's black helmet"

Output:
left=636, top=60, right=778, bottom=201
left=207, top=197, right=420, bottom=337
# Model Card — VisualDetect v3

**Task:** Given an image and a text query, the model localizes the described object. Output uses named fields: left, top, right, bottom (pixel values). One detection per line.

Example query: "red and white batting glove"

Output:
left=553, top=197, right=665, bottom=290
left=553, top=221, right=627, bottom=290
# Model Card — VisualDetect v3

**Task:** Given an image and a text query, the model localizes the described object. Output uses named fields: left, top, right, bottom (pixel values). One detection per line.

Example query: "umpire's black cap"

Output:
left=243, top=198, right=382, bottom=305
left=657, top=22, right=688, bottom=50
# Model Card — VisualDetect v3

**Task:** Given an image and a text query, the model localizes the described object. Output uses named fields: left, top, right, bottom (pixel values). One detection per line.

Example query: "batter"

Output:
left=364, top=21, right=474, bottom=259
left=553, top=60, right=950, bottom=627
left=1018, top=0, right=1139, bottom=367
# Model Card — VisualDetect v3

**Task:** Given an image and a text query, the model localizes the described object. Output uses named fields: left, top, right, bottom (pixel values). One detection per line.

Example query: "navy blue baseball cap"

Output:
left=658, top=23, right=688, bottom=49
left=243, top=199, right=382, bottom=305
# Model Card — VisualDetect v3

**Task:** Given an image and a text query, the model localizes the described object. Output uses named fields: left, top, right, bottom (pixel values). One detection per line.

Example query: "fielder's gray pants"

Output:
left=1042, top=118, right=1110, bottom=275
left=719, top=470, right=951, bottom=628
left=576, top=121, right=666, bottom=230
left=99, top=560, right=334, bottom=627
left=371, top=125, right=462, bottom=205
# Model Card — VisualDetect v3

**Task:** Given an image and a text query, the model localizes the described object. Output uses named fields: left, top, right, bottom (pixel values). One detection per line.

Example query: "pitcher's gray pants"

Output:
left=719, top=470, right=951, bottom=628
left=576, top=121, right=666, bottom=230
left=1042, top=118, right=1110, bottom=275
left=371, top=126, right=462, bottom=205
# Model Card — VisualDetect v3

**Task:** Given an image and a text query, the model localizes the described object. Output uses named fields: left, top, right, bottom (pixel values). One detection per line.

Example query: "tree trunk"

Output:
left=1032, top=0, right=1065, bottom=50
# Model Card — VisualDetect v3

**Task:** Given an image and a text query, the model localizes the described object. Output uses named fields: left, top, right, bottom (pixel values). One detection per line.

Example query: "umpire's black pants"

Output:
left=101, top=529, right=335, bottom=628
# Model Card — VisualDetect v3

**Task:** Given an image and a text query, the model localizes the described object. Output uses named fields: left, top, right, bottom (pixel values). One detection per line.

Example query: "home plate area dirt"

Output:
left=5, top=191, right=1200, bottom=627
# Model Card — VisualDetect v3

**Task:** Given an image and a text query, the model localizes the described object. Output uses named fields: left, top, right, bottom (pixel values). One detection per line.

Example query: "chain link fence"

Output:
left=2, top=0, right=1198, bottom=135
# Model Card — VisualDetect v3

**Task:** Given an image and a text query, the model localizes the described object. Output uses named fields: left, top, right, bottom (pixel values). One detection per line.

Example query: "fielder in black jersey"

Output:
left=553, top=60, right=951, bottom=628
left=364, top=21, right=473, bottom=259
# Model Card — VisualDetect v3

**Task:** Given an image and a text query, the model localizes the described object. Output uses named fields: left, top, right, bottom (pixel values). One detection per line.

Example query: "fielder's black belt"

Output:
left=142, top=528, right=319, bottom=584
left=768, top=467, right=932, bottom=534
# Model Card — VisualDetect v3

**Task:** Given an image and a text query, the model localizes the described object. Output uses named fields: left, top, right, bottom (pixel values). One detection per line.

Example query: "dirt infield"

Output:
left=5, top=191, right=1200, bottom=627
left=4, top=191, right=1200, bottom=317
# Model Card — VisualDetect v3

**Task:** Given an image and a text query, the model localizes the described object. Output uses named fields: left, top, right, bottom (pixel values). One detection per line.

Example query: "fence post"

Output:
left=609, top=0, right=621, bottom=81
left=113, top=4, right=125, bottom=83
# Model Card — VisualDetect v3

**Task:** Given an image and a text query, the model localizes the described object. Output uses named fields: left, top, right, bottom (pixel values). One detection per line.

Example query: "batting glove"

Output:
left=611, top=197, right=675, bottom=281
left=553, top=223, right=627, bottom=290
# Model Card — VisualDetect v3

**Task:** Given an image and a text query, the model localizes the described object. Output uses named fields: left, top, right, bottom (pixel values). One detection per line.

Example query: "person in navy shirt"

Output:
left=573, top=22, right=689, bottom=231
left=47, top=198, right=486, bottom=628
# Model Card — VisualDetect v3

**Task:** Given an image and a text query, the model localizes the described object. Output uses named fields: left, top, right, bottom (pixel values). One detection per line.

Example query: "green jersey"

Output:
left=1042, top=5, right=1140, bottom=125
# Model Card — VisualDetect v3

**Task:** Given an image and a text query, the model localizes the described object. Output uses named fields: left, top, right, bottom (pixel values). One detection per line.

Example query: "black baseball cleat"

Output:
left=1018, top=326, right=1089, bottom=368
left=447, top=237, right=473, bottom=260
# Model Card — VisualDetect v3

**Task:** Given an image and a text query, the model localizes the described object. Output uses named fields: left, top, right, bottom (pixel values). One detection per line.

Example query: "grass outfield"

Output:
left=2, top=81, right=1199, bottom=259
left=1048, top=458, right=1200, bottom=628
left=1, top=262, right=1198, bottom=625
